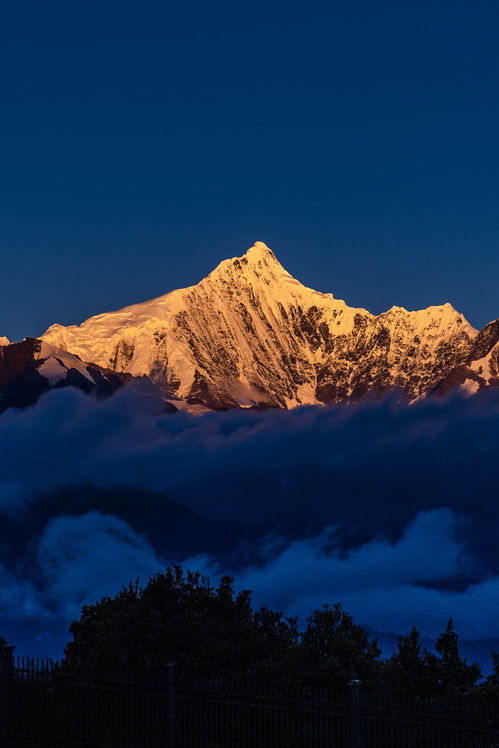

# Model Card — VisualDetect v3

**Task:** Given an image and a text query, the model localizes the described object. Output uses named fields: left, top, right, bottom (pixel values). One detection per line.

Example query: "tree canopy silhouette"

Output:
left=62, top=566, right=487, bottom=700
left=63, top=566, right=381, bottom=686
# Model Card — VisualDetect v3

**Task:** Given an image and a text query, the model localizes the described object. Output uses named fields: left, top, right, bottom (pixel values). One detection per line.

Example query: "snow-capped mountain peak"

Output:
left=40, top=241, right=495, bottom=408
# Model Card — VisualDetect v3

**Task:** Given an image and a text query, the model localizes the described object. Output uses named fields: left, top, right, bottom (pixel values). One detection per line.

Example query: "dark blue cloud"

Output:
left=0, top=386, right=498, bottom=663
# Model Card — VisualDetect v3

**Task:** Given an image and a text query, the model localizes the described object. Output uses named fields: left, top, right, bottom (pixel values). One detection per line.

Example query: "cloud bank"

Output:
left=0, top=385, right=498, bottom=660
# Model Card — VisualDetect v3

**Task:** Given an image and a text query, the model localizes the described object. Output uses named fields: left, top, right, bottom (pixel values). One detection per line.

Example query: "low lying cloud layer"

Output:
left=0, top=384, right=498, bottom=660
left=232, top=510, right=494, bottom=640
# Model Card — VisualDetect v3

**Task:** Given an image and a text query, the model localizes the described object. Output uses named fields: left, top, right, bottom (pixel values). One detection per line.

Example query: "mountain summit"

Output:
left=41, top=242, right=498, bottom=408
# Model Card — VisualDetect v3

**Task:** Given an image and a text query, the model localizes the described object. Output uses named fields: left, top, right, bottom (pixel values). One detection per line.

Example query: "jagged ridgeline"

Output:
left=7, top=241, right=497, bottom=410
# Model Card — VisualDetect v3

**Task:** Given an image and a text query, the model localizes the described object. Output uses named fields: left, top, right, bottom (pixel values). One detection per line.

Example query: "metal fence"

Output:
left=0, top=655, right=498, bottom=747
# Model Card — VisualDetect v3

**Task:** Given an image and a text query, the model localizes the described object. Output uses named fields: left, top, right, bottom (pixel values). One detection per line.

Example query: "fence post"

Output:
left=165, top=662, right=176, bottom=747
left=0, top=647, right=15, bottom=677
left=166, top=662, right=175, bottom=719
left=348, top=679, right=361, bottom=748
left=0, top=646, right=15, bottom=748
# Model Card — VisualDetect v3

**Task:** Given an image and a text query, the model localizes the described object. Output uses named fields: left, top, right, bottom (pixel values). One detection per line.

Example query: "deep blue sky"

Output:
left=1, top=0, right=498, bottom=341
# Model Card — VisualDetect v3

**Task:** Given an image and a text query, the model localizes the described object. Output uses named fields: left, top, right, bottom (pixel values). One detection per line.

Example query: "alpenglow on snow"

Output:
left=40, top=242, right=499, bottom=409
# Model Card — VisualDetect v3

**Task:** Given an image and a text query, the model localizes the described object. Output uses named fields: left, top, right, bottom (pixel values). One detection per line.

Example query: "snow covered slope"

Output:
left=41, top=241, right=488, bottom=408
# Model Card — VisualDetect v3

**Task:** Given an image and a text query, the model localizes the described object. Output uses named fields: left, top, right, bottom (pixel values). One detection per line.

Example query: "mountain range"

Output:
left=2, top=242, right=498, bottom=411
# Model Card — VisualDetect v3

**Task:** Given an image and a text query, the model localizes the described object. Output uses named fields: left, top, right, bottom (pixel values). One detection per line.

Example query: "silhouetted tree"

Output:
left=429, top=619, right=481, bottom=694
left=383, top=621, right=481, bottom=700
left=63, top=567, right=298, bottom=680
left=487, top=652, right=499, bottom=686
left=296, top=603, right=381, bottom=687
left=383, top=626, right=431, bottom=698
left=62, top=568, right=487, bottom=700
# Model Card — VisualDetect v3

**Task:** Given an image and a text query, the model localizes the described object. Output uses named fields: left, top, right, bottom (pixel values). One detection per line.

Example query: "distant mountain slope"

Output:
left=7, top=484, right=215, bottom=561
left=0, top=338, right=129, bottom=414
left=433, top=319, right=499, bottom=396
left=41, top=241, right=496, bottom=408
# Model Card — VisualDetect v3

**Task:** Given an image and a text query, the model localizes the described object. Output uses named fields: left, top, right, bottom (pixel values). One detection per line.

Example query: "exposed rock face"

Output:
left=434, top=320, right=499, bottom=396
left=40, top=242, right=496, bottom=408
left=0, top=338, right=130, bottom=414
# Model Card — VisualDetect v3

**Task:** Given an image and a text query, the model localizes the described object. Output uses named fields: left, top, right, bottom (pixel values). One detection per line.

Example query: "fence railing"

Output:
left=0, top=654, right=498, bottom=747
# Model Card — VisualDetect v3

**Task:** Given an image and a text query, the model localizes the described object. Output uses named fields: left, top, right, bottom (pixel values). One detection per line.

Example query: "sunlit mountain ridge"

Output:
left=1, top=242, right=498, bottom=411
left=39, top=242, right=499, bottom=408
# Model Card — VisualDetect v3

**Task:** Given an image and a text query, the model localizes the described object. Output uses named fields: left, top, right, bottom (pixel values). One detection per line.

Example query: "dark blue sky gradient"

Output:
left=1, top=0, right=498, bottom=340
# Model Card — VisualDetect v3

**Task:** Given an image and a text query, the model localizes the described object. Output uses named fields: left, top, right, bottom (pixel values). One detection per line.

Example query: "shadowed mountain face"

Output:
left=0, top=338, right=130, bottom=414
left=2, top=484, right=217, bottom=565
left=39, top=242, right=499, bottom=409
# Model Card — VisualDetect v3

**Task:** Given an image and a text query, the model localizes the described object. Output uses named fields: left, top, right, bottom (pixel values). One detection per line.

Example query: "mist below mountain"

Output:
left=0, top=383, right=498, bottom=672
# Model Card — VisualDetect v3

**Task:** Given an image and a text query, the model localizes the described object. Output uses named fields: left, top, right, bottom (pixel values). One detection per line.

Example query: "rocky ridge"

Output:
left=0, top=338, right=130, bottom=414
left=40, top=242, right=498, bottom=409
